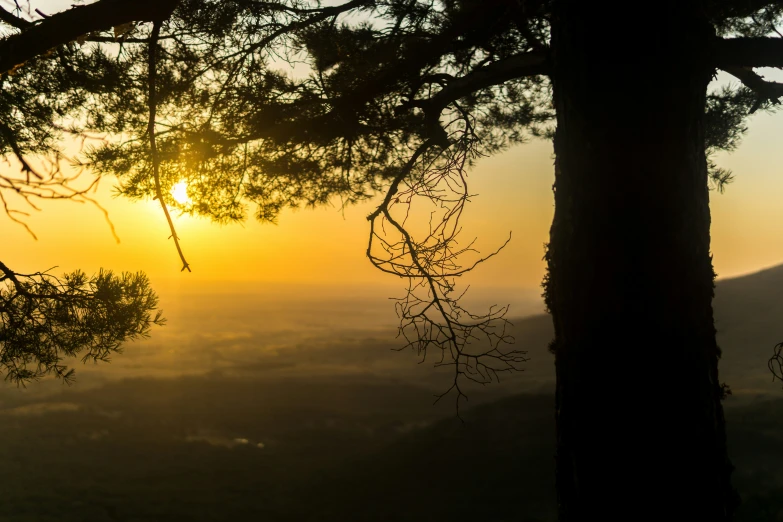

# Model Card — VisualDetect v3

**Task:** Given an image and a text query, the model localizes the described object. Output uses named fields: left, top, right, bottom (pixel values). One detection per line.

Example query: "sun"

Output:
left=170, top=181, right=192, bottom=206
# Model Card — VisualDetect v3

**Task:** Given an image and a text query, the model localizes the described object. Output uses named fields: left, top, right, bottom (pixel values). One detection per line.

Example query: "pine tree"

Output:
left=3, top=1, right=783, bottom=519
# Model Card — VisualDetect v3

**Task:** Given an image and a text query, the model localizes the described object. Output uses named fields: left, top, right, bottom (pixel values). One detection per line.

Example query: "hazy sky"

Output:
left=6, top=110, right=783, bottom=293
left=5, top=2, right=783, bottom=319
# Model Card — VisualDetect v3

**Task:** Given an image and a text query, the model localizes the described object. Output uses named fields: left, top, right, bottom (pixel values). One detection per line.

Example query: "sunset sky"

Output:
left=6, top=94, right=783, bottom=306
left=4, top=1, right=783, bottom=321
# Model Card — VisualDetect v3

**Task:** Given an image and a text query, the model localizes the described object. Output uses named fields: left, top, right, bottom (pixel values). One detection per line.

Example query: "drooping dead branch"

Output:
left=367, top=114, right=525, bottom=413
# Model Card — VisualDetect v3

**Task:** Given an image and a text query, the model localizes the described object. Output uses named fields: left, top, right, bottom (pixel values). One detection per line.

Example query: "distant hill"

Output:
left=713, top=264, right=783, bottom=395
left=479, top=263, right=783, bottom=397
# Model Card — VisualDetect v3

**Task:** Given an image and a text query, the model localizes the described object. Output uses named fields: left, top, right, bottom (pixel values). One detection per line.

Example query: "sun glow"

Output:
left=171, top=181, right=192, bottom=206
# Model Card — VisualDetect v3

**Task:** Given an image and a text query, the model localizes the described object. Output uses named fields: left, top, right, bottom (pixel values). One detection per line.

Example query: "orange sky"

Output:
left=2, top=138, right=552, bottom=301
left=6, top=105, right=783, bottom=302
left=4, top=5, right=783, bottom=319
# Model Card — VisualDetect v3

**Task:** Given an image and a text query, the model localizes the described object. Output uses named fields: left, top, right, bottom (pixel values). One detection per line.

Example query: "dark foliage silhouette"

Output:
left=1, top=1, right=783, bottom=519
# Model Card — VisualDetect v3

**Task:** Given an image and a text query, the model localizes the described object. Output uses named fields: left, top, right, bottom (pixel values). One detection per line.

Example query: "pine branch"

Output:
left=0, top=0, right=179, bottom=75
left=709, top=0, right=783, bottom=20
left=723, top=66, right=783, bottom=112
left=715, top=36, right=783, bottom=68
left=400, top=51, right=549, bottom=117
left=0, top=6, right=32, bottom=30
left=248, top=0, right=373, bottom=16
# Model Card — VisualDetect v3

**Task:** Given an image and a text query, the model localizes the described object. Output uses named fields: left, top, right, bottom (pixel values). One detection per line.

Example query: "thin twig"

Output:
left=366, top=122, right=522, bottom=415
left=148, top=19, right=191, bottom=272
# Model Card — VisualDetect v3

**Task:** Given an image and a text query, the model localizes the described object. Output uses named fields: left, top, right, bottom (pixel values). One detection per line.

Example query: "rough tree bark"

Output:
left=545, top=1, right=738, bottom=520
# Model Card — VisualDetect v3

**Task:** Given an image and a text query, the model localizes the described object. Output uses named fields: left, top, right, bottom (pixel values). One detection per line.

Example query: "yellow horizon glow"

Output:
left=7, top=121, right=783, bottom=302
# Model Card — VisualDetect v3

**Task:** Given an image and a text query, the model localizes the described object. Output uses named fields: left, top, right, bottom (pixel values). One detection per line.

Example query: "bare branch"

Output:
left=367, top=121, right=524, bottom=413
left=0, top=120, right=42, bottom=179
left=148, top=20, right=190, bottom=272
left=0, top=152, right=119, bottom=241
left=770, top=341, right=783, bottom=386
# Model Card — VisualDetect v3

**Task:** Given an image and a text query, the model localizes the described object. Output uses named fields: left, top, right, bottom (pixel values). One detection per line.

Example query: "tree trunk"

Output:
left=546, top=2, right=738, bottom=520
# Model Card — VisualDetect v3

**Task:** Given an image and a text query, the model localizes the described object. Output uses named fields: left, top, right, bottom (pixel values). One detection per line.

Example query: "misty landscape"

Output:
left=0, top=265, right=782, bottom=521
left=3, top=0, right=783, bottom=519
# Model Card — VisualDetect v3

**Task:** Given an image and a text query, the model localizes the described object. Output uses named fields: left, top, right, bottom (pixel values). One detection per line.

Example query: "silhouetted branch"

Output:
left=0, top=5, right=31, bottom=30
left=0, top=0, right=179, bottom=75
left=769, top=341, right=783, bottom=386
left=400, top=51, right=549, bottom=115
left=367, top=115, right=524, bottom=414
left=147, top=21, right=191, bottom=272
left=0, top=153, right=118, bottom=241
left=715, top=36, right=783, bottom=68
left=0, top=261, right=163, bottom=383
left=723, top=66, right=783, bottom=112
left=709, top=0, right=783, bottom=21
left=0, top=120, right=42, bottom=180
left=249, top=0, right=374, bottom=16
